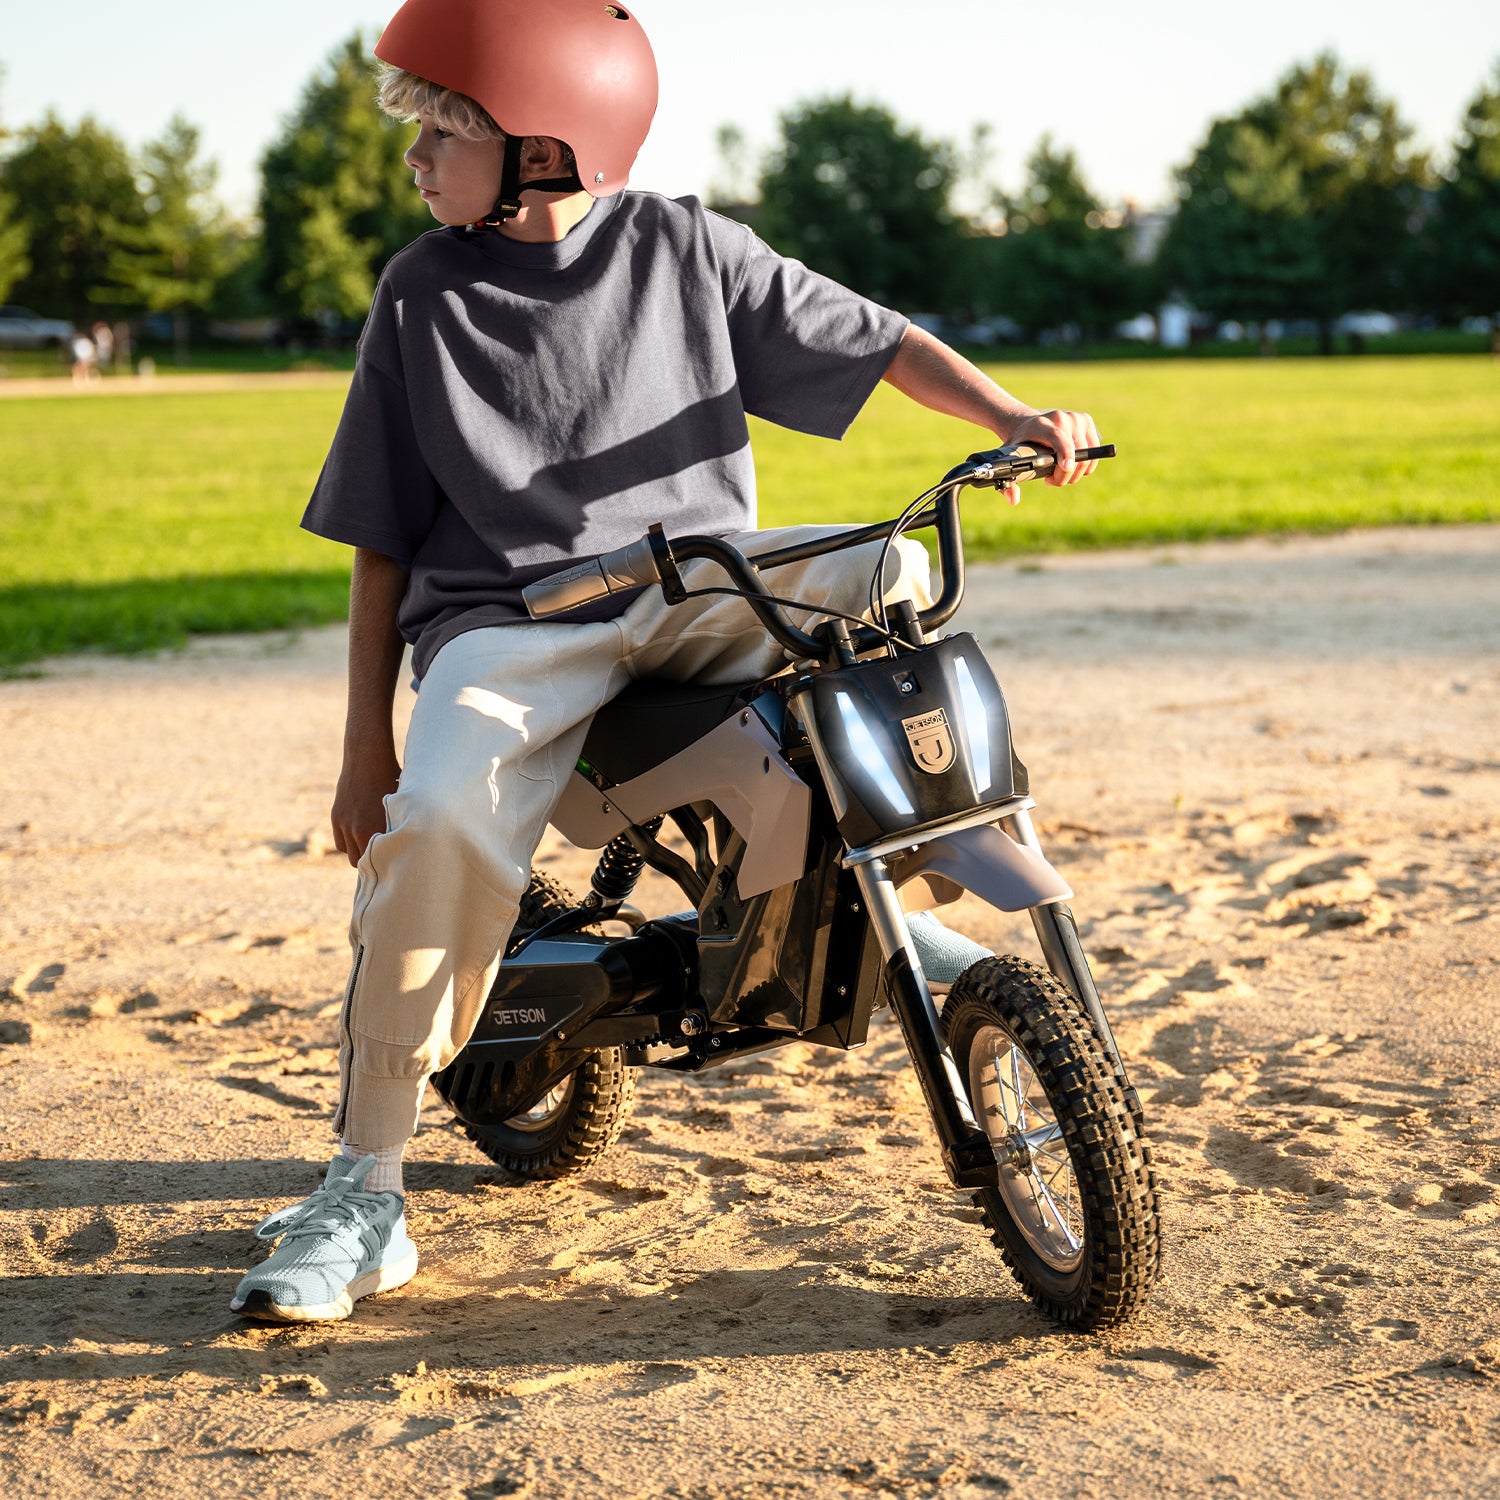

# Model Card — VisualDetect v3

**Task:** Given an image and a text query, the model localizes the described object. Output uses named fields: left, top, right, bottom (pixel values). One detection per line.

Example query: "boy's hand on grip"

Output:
left=1002, top=409, right=1104, bottom=504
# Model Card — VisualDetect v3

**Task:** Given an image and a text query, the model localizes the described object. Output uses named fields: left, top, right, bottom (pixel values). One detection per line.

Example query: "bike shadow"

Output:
left=1, top=1264, right=1059, bottom=1392
left=2, top=1157, right=1065, bottom=1393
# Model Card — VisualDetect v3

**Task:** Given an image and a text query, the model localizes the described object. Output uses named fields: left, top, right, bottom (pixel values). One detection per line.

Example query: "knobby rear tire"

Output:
left=462, top=1046, right=636, bottom=1183
left=941, top=954, right=1161, bottom=1328
left=457, top=873, right=636, bottom=1183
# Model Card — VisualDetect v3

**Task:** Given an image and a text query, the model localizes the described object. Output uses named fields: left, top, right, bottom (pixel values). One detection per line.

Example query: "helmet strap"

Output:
left=476, top=134, right=526, bottom=227
left=471, top=135, right=587, bottom=231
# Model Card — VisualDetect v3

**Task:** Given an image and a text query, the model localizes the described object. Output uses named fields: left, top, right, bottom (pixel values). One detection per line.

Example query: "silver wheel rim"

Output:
left=504, top=1074, right=575, bottom=1134
left=969, top=1023, right=1085, bottom=1271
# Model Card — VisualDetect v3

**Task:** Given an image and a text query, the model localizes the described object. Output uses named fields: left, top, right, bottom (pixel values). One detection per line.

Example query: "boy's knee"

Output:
left=886, top=535, right=934, bottom=607
left=842, top=533, right=932, bottom=612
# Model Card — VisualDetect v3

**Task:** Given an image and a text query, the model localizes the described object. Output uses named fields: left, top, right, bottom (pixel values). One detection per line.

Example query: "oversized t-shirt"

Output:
left=301, top=191, right=909, bottom=679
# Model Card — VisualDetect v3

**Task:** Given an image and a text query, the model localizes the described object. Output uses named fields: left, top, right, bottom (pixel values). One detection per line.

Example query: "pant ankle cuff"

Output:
left=338, top=1069, right=426, bottom=1152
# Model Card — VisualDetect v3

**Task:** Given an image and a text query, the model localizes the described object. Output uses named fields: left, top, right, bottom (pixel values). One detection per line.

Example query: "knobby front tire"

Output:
left=942, top=955, right=1161, bottom=1328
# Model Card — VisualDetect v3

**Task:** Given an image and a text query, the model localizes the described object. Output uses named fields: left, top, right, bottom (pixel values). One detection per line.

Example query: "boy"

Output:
left=232, top=0, right=1103, bottom=1322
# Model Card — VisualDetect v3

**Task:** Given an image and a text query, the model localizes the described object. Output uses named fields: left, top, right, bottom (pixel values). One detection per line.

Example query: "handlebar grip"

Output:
left=1025, top=442, right=1117, bottom=478
left=957, top=441, right=1117, bottom=487
left=522, top=534, right=661, bottom=619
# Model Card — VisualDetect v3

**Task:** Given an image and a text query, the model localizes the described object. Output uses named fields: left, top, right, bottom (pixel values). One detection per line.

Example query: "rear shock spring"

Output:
left=590, top=815, right=664, bottom=905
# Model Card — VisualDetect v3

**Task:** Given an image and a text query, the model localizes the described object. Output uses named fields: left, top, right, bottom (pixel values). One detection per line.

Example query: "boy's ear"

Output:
left=520, top=135, right=566, bottom=174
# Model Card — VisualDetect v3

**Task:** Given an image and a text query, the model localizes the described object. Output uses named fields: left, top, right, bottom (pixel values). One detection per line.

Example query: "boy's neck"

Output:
left=500, top=190, right=595, bottom=244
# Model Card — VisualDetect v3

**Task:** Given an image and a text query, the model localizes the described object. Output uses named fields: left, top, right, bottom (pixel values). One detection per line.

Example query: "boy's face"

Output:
left=404, top=112, right=506, bottom=226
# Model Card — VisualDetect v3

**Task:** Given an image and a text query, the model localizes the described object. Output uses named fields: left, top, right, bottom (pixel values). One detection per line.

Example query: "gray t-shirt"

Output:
left=301, top=191, right=908, bottom=678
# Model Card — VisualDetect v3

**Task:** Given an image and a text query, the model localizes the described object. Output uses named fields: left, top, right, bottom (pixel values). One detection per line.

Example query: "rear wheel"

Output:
left=461, top=1046, right=636, bottom=1183
left=942, top=955, right=1160, bottom=1328
left=454, top=874, right=636, bottom=1182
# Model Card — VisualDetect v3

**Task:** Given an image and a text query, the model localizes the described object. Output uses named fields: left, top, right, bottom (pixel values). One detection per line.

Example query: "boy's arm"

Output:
left=331, top=547, right=409, bottom=868
left=881, top=324, right=1103, bottom=503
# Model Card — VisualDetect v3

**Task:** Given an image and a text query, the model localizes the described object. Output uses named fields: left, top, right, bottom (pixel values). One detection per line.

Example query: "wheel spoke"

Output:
left=1033, top=1151, right=1082, bottom=1237
left=992, top=1042, right=1018, bottom=1126
left=1038, top=1146, right=1074, bottom=1206
left=1030, top=1169, right=1083, bottom=1252
left=1010, top=1047, right=1029, bottom=1132
left=966, top=1020, right=1086, bottom=1269
left=1020, top=1120, right=1063, bottom=1151
left=1033, top=1148, right=1073, bottom=1189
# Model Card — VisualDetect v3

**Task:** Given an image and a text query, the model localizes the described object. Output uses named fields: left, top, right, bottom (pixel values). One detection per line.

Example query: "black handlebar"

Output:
left=522, top=442, right=1116, bottom=660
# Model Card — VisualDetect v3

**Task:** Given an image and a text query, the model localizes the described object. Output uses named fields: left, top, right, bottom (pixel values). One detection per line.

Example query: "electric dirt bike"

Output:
left=432, top=443, right=1161, bottom=1328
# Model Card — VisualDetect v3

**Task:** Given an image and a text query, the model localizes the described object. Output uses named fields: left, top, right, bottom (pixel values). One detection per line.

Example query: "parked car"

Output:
left=1115, top=313, right=1158, bottom=342
left=1334, top=311, right=1399, bottom=338
left=0, top=306, right=73, bottom=348
left=959, top=316, right=1022, bottom=347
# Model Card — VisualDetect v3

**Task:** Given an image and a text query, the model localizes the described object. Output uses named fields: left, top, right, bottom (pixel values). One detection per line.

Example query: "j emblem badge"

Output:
left=901, top=708, right=956, bottom=774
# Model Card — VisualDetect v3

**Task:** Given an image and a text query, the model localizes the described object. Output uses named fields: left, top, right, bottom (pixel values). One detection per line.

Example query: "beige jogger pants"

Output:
left=333, top=526, right=932, bottom=1148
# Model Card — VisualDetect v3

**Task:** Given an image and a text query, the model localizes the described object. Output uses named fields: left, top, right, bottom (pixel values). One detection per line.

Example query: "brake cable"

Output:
left=867, top=477, right=962, bottom=646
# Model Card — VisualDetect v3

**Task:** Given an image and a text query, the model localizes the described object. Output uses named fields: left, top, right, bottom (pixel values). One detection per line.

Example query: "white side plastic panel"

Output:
left=549, top=711, right=811, bottom=899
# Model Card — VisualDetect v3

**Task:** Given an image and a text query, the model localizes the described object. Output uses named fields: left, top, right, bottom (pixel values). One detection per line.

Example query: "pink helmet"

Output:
left=375, top=0, right=659, bottom=199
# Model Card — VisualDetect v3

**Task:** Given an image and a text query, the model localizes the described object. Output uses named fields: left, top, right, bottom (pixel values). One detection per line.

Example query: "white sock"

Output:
left=907, top=909, right=993, bottom=987
left=340, top=1140, right=406, bottom=1197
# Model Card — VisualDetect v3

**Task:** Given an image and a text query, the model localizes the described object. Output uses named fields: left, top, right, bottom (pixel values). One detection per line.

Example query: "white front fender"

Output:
left=893, top=824, right=1072, bottom=913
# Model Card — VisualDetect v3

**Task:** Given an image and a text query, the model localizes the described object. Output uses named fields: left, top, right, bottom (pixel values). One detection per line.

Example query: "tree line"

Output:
left=0, top=38, right=426, bottom=346
left=745, top=54, right=1500, bottom=353
left=1, top=40, right=1496, bottom=353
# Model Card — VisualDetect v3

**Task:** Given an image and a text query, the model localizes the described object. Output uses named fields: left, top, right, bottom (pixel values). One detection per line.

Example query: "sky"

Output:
left=3, top=0, right=1496, bottom=218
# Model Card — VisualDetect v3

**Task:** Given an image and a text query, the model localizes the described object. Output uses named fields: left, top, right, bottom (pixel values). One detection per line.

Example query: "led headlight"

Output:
left=954, top=654, right=993, bottom=796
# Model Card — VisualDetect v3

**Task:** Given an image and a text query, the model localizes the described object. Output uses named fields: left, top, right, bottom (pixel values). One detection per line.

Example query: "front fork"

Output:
left=853, top=808, right=1134, bottom=1190
left=1003, top=807, right=1131, bottom=1093
left=852, top=858, right=1001, bottom=1190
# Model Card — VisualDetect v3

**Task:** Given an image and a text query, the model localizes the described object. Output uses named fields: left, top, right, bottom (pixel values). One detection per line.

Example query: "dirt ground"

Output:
left=0, top=371, right=350, bottom=399
left=3, top=527, right=1498, bottom=1499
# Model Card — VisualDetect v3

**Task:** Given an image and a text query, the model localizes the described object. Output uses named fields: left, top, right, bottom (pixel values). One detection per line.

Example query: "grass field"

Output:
left=2, top=355, right=1497, bottom=670
left=1, top=326, right=1489, bottom=381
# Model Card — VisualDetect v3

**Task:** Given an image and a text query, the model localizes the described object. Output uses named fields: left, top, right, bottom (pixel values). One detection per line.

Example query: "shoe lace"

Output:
left=253, top=1155, right=389, bottom=1244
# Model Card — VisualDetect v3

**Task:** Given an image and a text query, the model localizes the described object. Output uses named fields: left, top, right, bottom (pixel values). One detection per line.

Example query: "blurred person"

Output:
left=91, top=320, right=115, bottom=373
left=69, top=328, right=97, bottom=386
left=230, top=0, right=1104, bottom=1324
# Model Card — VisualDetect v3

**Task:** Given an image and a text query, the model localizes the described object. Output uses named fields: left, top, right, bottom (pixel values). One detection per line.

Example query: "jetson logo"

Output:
left=901, top=707, right=956, bottom=774
left=491, top=1006, right=549, bottom=1028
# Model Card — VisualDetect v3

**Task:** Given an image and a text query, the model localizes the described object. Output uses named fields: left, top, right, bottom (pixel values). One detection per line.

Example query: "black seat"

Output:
left=580, top=678, right=760, bottom=787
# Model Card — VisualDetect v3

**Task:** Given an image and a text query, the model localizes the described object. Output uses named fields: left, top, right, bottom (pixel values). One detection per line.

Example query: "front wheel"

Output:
left=942, top=955, right=1160, bottom=1328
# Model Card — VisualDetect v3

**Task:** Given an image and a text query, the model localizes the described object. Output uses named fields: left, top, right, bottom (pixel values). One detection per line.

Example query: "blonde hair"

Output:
left=376, top=62, right=579, bottom=176
left=376, top=63, right=504, bottom=140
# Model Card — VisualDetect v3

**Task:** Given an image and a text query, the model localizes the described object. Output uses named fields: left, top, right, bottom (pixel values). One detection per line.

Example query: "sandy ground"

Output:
left=3, top=528, right=1498, bottom=1498
left=0, top=372, right=351, bottom=399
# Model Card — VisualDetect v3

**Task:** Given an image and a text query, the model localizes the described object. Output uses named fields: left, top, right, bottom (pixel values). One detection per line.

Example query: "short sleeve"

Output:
left=300, top=284, right=442, bottom=564
left=707, top=213, right=909, bottom=440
